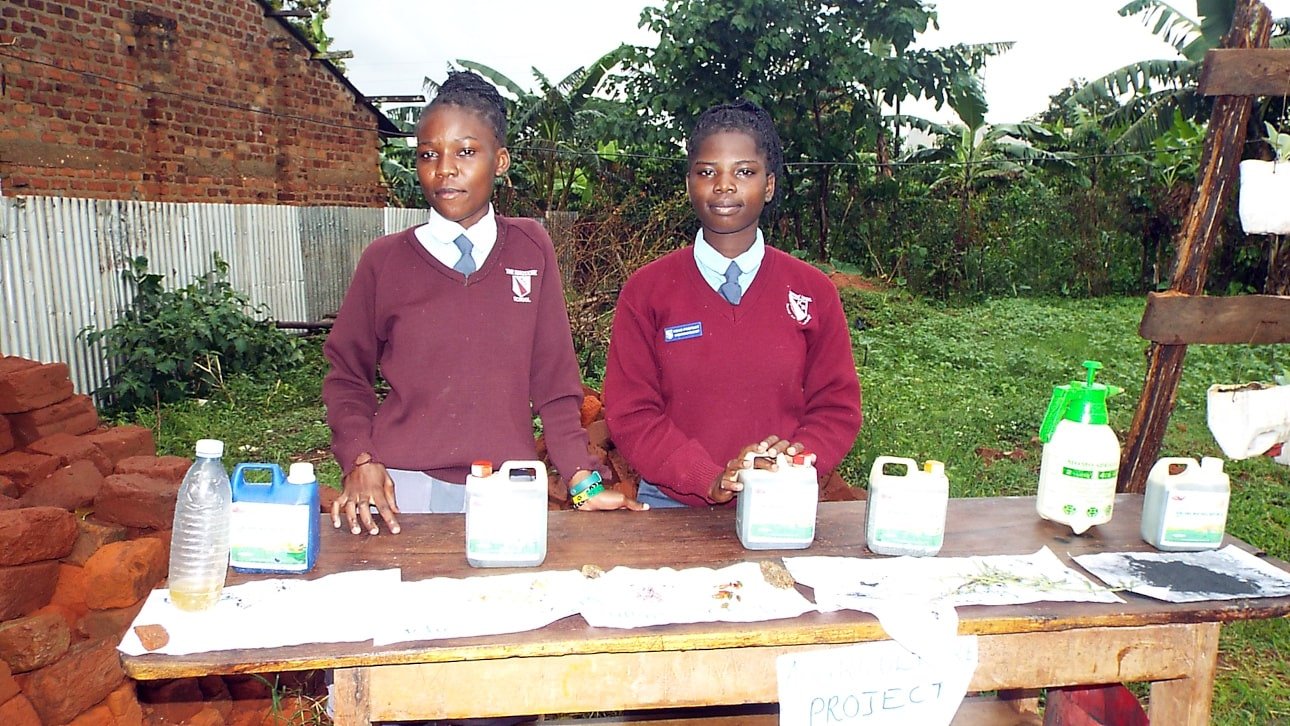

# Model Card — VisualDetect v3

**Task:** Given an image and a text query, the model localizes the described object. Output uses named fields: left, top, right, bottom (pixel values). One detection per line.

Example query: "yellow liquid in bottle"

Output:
left=169, top=585, right=222, bottom=611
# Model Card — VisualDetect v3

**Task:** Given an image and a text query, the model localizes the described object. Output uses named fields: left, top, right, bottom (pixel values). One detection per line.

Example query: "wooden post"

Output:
left=1138, top=292, right=1290, bottom=344
left=1119, top=0, right=1273, bottom=493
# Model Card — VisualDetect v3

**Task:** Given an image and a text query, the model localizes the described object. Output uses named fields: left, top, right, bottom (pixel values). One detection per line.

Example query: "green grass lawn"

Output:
left=838, top=291, right=1288, bottom=724
left=120, top=292, right=1289, bottom=724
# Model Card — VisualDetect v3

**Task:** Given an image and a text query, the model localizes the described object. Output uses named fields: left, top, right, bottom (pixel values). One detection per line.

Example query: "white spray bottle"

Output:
left=1036, top=360, right=1121, bottom=535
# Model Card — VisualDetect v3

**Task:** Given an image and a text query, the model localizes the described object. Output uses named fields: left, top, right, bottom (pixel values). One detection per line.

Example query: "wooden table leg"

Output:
left=996, top=689, right=1041, bottom=717
left=332, top=667, right=372, bottom=726
left=1147, top=622, right=1221, bottom=726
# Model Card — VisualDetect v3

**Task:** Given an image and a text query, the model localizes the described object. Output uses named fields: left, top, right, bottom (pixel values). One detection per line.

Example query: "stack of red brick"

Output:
left=0, top=356, right=319, bottom=725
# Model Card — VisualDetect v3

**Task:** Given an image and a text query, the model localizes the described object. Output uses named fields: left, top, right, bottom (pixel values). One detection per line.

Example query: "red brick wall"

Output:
left=0, top=0, right=387, bottom=206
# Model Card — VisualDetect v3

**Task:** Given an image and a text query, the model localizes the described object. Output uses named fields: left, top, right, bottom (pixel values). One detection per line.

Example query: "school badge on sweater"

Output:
left=786, top=290, right=813, bottom=325
left=507, top=268, right=536, bottom=303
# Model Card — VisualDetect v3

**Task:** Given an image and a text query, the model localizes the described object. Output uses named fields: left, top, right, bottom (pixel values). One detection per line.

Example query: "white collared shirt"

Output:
left=693, top=228, right=765, bottom=298
left=414, top=205, right=499, bottom=270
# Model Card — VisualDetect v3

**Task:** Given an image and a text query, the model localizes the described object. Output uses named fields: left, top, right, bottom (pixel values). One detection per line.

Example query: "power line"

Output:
left=502, top=142, right=1220, bottom=171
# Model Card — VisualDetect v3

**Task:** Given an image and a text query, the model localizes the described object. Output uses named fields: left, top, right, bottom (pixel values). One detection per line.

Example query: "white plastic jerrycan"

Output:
left=1036, top=360, right=1121, bottom=535
left=865, top=456, right=949, bottom=556
left=1142, top=456, right=1230, bottom=551
left=465, top=460, right=548, bottom=568
left=735, top=452, right=818, bottom=550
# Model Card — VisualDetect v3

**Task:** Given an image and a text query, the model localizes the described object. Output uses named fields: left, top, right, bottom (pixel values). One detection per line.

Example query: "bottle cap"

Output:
left=791, top=452, right=812, bottom=466
left=194, top=439, right=224, bottom=458
left=470, top=460, right=493, bottom=478
left=923, top=460, right=945, bottom=474
left=287, top=462, right=315, bottom=484
left=1200, top=456, right=1229, bottom=483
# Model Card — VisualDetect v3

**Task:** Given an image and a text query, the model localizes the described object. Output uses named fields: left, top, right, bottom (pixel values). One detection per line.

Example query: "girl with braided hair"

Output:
left=324, top=71, right=643, bottom=537
left=603, top=99, right=862, bottom=508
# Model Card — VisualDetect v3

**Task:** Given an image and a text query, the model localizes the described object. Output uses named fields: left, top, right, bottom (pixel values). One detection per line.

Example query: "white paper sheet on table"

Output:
left=783, top=548, right=1119, bottom=659
left=372, top=570, right=590, bottom=645
left=579, top=561, right=816, bottom=629
left=785, top=547, right=1122, bottom=611
left=118, top=569, right=403, bottom=656
left=121, top=551, right=1122, bottom=658
left=1074, top=545, right=1290, bottom=603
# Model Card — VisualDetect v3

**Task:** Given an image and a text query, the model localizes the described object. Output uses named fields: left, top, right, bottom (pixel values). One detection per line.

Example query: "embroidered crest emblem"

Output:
left=506, top=268, right=537, bottom=303
left=786, top=290, right=813, bottom=325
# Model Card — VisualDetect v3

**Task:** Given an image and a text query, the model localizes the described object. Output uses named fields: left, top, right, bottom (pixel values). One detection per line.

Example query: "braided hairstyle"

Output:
left=686, top=99, right=783, bottom=188
left=421, top=71, right=508, bottom=146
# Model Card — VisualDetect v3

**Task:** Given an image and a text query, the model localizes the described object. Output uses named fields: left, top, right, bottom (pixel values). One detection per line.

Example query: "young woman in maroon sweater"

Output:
left=603, top=100, right=863, bottom=508
left=323, top=72, right=642, bottom=536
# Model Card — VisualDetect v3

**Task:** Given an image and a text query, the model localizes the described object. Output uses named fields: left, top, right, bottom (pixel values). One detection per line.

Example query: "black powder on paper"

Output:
left=1126, top=557, right=1261, bottom=597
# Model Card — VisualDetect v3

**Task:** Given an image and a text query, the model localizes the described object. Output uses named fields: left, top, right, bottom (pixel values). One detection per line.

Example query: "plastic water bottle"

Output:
left=168, top=439, right=233, bottom=611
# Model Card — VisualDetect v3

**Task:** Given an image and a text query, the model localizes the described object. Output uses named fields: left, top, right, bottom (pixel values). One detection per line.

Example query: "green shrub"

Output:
left=82, top=253, right=304, bottom=414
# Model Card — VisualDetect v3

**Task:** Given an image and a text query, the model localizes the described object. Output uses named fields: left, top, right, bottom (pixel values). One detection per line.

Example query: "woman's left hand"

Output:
left=568, top=469, right=648, bottom=512
left=578, top=488, right=649, bottom=512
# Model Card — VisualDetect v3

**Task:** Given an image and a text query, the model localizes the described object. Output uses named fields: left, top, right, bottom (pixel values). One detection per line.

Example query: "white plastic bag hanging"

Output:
left=1207, top=382, right=1290, bottom=460
left=1238, top=159, right=1290, bottom=235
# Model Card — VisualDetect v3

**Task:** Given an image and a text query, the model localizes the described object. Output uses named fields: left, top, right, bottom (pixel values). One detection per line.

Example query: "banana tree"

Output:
left=1070, top=0, right=1289, bottom=149
left=459, top=45, right=634, bottom=212
left=898, top=90, right=1075, bottom=292
left=376, top=105, right=423, bottom=208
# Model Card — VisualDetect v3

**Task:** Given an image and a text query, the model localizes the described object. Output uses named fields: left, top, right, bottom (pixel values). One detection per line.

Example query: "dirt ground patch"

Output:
left=827, top=270, right=885, bottom=291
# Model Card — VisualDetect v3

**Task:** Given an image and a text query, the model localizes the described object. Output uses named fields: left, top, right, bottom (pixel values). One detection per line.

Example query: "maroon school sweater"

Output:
left=323, top=217, right=595, bottom=484
left=603, top=245, right=862, bottom=506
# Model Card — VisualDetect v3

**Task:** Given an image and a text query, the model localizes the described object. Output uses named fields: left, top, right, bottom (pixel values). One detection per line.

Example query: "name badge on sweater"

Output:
left=664, top=322, right=703, bottom=342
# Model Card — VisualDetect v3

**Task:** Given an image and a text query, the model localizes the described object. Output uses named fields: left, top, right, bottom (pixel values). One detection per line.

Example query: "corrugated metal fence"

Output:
left=0, top=196, right=427, bottom=398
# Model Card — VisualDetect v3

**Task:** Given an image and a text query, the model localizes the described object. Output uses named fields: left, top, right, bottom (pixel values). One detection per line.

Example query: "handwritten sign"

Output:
left=775, top=636, right=978, bottom=726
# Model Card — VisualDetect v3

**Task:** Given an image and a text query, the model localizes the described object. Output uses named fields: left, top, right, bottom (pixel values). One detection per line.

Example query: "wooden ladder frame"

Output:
left=1120, top=0, right=1290, bottom=492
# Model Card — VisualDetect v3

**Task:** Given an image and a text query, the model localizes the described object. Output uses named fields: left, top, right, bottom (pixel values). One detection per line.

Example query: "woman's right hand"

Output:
left=331, top=459, right=400, bottom=535
left=707, top=435, right=804, bottom=504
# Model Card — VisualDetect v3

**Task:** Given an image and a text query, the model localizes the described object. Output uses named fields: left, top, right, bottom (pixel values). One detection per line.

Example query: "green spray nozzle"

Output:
left=1081, top=360, right=1101, bottom=386
left=1040, top=360, right=1117, bottom=442
left=1080, top=360, right=1124, bottom=397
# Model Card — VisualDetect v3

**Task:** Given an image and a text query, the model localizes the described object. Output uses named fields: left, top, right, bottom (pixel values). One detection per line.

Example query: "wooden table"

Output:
left=121, top=495, right=1290, bottom=725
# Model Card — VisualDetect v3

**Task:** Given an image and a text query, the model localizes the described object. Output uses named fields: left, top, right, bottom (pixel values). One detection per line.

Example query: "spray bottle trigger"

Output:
left=1040, top=385, right=1070, bottom=443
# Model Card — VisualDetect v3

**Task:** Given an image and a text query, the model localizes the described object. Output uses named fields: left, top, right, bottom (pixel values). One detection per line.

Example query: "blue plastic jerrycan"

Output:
left=229, top=462, right=320, bottom=574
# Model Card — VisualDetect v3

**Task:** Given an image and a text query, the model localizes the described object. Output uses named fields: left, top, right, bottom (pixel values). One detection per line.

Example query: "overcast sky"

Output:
left=328, top=0, right=1290, bottom=124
